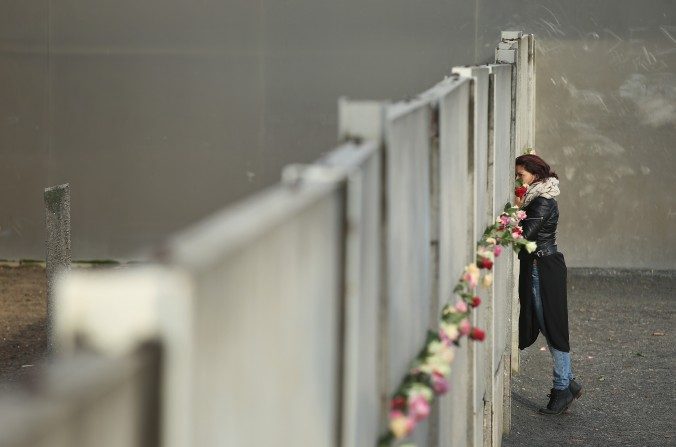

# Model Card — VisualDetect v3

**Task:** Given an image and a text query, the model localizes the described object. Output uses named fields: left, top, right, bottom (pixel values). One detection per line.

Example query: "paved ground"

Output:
left=503, top=270, right=675, bottom=447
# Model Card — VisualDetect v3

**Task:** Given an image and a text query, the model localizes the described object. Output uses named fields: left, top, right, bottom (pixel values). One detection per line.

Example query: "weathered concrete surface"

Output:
left=503, top=269, right=675, bottom=447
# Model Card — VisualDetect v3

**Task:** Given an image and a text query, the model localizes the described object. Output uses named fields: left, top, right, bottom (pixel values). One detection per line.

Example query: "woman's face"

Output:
left=515, top=165, right=537, bottom=185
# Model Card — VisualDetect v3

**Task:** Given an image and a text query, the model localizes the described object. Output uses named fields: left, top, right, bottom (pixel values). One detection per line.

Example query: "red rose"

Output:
left=470, top=327, right=486, bottom=341
left=471, top=296, right=481, bottom=308
left=391, top=396, right=407, bottom=412
left=515, top=185, right=528, bottom=198
left=480, top=258, right=493, bottom=270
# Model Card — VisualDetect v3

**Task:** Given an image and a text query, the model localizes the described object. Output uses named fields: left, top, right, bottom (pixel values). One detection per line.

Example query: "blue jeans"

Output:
left=532, top=264, right=574, bottom=390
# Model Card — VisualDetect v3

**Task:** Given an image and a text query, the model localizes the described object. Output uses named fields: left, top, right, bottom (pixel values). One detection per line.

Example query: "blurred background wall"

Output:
left=1, top=0, right=674, bottom=268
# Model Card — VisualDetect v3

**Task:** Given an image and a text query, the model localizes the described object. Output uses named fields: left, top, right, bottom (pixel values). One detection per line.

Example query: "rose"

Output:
left=440, top=322, right=459, bottom=342
left=511, top=226, right=523, bottom=240
left=525, top=241, right=537, bottom=253
left=463, top=263, right=480, bottom=289
left=470, top=327, right=486, bottom=341
left=431, top=371, right=450, bottom=395
left=477, top=246, right=494, bottom=261
left=515, top=185, right=528, bottom=198
left=485, top=237, right=497, bottom=245
left=454, top=300, right=468, bottom=313
left=459, top=318, right=471, bottom=336
left=391, top=395, right=407, bottom=412
left=482, top=273, right=493, bottom=288
left=477, top=247, right=494, bottom=271
left=442, top=305, right=455, bottom=316
left=418, top=359, right=451, bottom=377
left=408, top=395, right=431, bottom=422
left=389, top=411, right=415, bottom=438
left=407, top=384, right=433, bottom=402
left=493, top=245, right=503, bottom=257
left=479, top=258, right=493, bottom=270
left=419, top=340, right=453, bottom=375
left=471, top=296, right=481, bottom=308
left=516, top=210, right=527, bottom=221
left=442, top=302, right=461, bottom=316
left=427, top=340, right=455, bottom=364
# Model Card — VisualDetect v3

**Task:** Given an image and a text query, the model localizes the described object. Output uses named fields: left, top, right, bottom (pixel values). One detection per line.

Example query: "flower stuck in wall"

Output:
left=378, top=202, right=535, bottom=446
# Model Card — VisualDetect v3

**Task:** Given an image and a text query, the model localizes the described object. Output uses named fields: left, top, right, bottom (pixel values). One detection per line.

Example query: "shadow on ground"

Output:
left=502, top=270, right=675, bottom=447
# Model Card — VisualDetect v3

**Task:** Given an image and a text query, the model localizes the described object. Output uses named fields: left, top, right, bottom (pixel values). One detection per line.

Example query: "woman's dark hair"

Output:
left=515, top=154, right=558, bottom=182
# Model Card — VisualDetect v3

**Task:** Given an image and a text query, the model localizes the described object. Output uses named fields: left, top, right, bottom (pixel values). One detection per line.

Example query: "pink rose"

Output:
left=408, top=395, right=431, bottom=422
left=432, top=371, right=449, bottom=395
left=463, top=263, right=480, bottom=289
left=516, top=210, right=527, bottom=221
left=454, top=300, right=468, bottom=313
left=511, top=226, right=523, bottom=239
left=463, top=273, right=478, bottom=289
left=493, top=245, right=503, bottom=257
left=459, top=318, right=471, bottom=336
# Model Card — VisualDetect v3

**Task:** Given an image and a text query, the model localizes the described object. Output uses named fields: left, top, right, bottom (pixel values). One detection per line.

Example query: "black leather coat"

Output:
left=519, top=196, right=558, bottom=259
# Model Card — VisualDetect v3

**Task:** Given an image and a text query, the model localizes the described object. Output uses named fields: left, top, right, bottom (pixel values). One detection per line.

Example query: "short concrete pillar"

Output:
left=45, top=183, right=71, bottom=348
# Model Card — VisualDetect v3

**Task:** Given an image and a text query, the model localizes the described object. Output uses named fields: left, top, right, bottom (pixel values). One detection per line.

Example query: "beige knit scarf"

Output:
left=522, top=177, right=560, bottom=208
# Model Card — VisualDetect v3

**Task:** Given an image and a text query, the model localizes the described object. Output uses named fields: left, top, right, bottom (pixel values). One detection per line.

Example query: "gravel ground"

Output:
left=503, top=270, right=675, bottom=447
left=0, top=265, right=47, bottom=391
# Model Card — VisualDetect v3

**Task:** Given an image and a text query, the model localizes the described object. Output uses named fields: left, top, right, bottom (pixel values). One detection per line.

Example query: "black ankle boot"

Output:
left=569, top=379, right=582, bottom=399
left=539, top=387, right=574, bottom=414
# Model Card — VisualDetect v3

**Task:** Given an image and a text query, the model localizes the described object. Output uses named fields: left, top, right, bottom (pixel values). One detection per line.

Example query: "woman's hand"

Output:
left=515, top=195, right=524, bottom=208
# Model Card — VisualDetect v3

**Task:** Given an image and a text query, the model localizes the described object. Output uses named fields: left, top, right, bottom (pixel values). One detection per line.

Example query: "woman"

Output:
left=514, top=154, right=582, bottom=415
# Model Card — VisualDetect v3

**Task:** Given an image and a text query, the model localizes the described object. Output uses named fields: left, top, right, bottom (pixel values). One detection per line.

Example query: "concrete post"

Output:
left=45, top=183, right=71, bottom=348
left=496, top=30, right=537, bottom=437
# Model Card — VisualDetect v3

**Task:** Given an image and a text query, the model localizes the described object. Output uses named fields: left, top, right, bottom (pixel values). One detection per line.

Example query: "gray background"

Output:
left=1, top=0, right=674, bottom=268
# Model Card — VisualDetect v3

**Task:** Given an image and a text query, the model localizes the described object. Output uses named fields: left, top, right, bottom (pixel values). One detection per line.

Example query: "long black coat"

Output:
left=518, top=196, right=570, bottom=352
left=518, top=253, right=570, bottom=352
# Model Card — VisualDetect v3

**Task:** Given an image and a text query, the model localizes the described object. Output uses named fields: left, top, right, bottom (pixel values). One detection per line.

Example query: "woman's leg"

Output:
left=548, top=346, right=572, bottom=390
left=532, top=264, right=572, bottom=390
